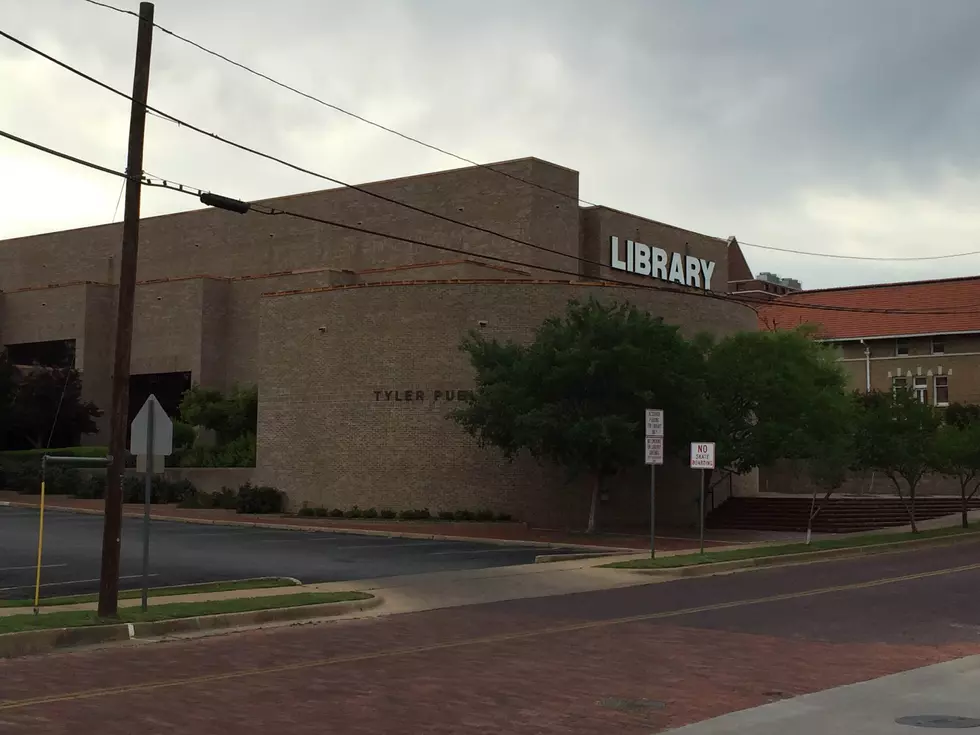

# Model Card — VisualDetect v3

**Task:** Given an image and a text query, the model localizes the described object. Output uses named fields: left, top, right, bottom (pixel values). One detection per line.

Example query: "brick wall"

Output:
left=255, top=281, right=757, bottom=529
left=0, top=158, right=576, bottom=292
left=761, top=459, right=968, bottom=497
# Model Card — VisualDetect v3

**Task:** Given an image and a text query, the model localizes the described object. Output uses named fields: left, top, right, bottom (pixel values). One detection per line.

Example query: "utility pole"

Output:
left=98, top=1, right=154, bottom=619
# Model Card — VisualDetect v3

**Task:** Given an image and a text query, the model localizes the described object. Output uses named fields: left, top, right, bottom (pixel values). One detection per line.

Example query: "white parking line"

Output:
left=0, top=573, right=157, bottom=593
left=0, top=563, right=69, bottom=573
left=330, top=542, right=451, bottom=551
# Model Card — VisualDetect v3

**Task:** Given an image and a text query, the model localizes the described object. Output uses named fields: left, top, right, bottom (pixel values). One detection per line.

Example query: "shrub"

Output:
left=328, top=508, right=345, bottom=518
left=437, top=510, right=455, bottom=521
left=495, top=512, right=513, bottom=522
left=73, top=474, right=105, bottom=499
left=344, top=506, right=363, bottom=519
left=453, top=509, right=474, bottom=521
left=235, top=482, right=284, bottom=514
left=177, top=432, right=256, bottom=468
left=314, top=506, right=328, bottom=518
left=379, top=508, right=397, bottom=519
left=213, top=486, right=238, bottom=510
left=398, top=508, right=431, bottom=520
left=474, top=509, right=495, bottom=522
left=297, top=506, right=316, bottom=517
left=362, top=507, right=379, bottom=519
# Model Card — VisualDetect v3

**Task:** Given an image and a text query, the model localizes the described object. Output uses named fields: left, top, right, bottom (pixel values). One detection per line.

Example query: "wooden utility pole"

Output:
left=98, top=1, right=155, bottom=618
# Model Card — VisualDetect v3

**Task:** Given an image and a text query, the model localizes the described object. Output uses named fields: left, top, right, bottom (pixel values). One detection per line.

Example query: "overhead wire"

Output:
left=6, top=126, right=980, bottom=319
left=79, top=0, right=602, bottom=209
left=77, top=0, right=980, bottom=265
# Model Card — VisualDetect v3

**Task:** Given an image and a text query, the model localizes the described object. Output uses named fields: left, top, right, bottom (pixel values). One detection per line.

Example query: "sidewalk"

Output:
left=0, top=552, right=651, bottom=619
left=0, top=491, right=743, bottom=552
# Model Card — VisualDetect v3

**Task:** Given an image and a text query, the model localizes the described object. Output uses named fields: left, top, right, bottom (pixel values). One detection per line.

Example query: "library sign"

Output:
left=609, top=236, right=717, bottom=290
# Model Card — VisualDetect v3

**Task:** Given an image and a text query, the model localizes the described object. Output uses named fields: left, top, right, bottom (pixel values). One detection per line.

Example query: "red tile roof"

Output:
left=757, top=275, right=980, bottom=339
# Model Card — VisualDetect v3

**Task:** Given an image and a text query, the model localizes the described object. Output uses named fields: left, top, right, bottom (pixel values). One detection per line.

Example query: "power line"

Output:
left=7, top=126, right=980, bottom=319
left=77, top=0, right=980, bottom=266
left=79, top=0, right=601, bottom=210
left=1, top=28, right=634, bottom=279
left=739, top=240, right=980, bottom=262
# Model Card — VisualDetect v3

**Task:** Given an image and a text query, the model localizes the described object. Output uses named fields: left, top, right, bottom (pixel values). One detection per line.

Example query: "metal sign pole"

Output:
left=650, top=465, right=656, bottom=559
left=699, top=469, right=706, bottom=555
left=141, top=397, right=154, bottom=612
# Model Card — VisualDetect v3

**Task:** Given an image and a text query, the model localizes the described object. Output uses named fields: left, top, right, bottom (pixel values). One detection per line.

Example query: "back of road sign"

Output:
left=130, top=394, right=174, bottom=457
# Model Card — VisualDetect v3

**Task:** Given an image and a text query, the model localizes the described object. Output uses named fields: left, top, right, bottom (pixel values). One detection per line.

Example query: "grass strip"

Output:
left=0, top=577, right=300, bottom=608
left=604, top=523, right=980, bottom=570
left=0, top=591, right=372, bottom=634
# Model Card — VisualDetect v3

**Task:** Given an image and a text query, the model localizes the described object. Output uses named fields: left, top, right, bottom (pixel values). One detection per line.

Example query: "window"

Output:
left=935, top=376, right=949, bottom=406
left=892, top=376, right=908, bottom=395
left=913, top=376, right=928, bottom=404
left=932, top=337, right=945, bottom=355
left=896, top=339, right=910, bottom=356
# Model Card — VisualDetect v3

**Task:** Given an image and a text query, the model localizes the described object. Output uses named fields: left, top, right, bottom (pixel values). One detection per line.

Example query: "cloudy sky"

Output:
left=2, top=0, right=979, bottom=289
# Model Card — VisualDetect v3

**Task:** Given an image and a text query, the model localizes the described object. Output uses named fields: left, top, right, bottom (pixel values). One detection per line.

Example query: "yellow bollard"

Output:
left=33, top=479, right=46, bottom=615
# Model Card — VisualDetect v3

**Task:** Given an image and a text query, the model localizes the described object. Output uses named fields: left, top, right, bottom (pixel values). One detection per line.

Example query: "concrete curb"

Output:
left=535, top=551, right=619, bottom=563
left=622, top=531, right=980, bottom=579
left=0, top=595, right=382, bottom=660
left=0, top=500, right=638, bottom=553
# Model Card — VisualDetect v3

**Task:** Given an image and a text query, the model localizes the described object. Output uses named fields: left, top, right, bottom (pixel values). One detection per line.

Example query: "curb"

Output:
left=622, top=531, right=980, bottom=579
left=0, top=595, right=382, bottom=660
left=0, top=500, right=638, bottom=553
left=535, top=551, right=620, bottom=563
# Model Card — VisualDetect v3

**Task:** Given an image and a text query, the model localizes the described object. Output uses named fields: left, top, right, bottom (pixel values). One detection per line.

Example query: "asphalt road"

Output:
left=0, top=506, right=582, bottom=600
left=4, top=539, right=980, bottom=733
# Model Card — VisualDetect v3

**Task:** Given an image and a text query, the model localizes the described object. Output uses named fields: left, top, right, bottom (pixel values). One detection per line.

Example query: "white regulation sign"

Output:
left=645, top=408, right=664, bottom=437
left=645, top=436, right=664, bottom=465
left=690, top=442, right=716, bottom=470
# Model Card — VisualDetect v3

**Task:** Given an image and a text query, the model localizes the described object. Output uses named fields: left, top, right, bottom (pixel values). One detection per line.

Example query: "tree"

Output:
left=699, top=328, right=854, bottom=489
left=6, top=364, right=102, bottom=449
left=931, top=404, right=980, bottom=528
left=453, top=298, right=706, bottom=533
left=179, top=384, right=258, bottom=444
left=854, top=389, right=942, bottom=532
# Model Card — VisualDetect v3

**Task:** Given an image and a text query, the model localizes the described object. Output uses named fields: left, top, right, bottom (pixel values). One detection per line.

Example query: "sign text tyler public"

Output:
left=610, top=236, right=716, bottom=290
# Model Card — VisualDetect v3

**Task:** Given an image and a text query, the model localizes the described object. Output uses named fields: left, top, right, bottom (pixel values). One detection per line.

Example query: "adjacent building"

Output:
left=759, top=276, right=980, bottom=406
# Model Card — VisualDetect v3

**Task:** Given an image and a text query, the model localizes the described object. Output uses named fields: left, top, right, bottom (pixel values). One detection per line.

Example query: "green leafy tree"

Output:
left=854, top=389, right=942, bottom=532
left=179, top=384, right=258, bottom=445
left=6, top=364, right=102, bottom=449
left=932, top=404, right=980, bottom=528
left=453, top=298, right=706, bottom=533
left=699, top=328, right=854, bottom=487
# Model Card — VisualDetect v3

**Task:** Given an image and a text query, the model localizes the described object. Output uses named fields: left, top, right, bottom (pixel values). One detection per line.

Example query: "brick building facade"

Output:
left=0, top=157, right=758, bottom=527
left=759, top=276, right=980, bottom=405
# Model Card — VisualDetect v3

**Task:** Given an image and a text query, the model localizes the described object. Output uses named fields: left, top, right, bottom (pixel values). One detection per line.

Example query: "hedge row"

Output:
left=297, top=506, right=513, bottom=522
left=0, top=460, right=284, bottom=515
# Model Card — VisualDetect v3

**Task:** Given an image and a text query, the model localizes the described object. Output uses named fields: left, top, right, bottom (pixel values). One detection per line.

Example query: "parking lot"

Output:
left=0, top=506, right=583, bottom=600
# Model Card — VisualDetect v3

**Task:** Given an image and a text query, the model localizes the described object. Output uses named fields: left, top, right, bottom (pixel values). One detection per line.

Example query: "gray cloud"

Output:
left=2, top=0, right=980, bottom=289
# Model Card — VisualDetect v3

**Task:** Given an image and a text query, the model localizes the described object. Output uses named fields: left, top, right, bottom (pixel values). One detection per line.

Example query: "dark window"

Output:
left=896, top=339, right=909, bottom=356
left=935, top=376, right=949, bottom=406
left=932, top=337, right=945, bottom=355
left=4, top=339, right=75, bottom=368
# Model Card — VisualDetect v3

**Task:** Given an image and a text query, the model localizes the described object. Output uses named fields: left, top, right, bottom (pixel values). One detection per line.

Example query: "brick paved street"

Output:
left=3, top=541, right=980, bottom=734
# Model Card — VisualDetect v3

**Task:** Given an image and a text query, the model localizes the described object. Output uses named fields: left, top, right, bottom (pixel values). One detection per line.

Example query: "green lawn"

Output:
left=604, top=523, right=980, bottom=570
left=0, top=446, right=109, bottom=459
left=0, top=591, right=372, bottom=634
left=0, top=577, right=300, bottom=608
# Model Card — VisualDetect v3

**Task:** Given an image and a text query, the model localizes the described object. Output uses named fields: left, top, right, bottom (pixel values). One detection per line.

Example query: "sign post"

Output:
left=645, top=409, right=664, bottom=559
left=130, top=395, right=173, bottom=611
left=690, top=442, right=716, bottom=555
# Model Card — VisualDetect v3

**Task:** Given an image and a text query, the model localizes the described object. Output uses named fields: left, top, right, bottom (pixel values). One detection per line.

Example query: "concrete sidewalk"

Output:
left=667, top=655, right=980, bottom=734
left=2, top=553, right=650, bottom=619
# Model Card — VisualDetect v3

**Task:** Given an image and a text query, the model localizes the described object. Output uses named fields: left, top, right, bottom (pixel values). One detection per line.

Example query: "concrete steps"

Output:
left=706, top=495, right=979, bottom=533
